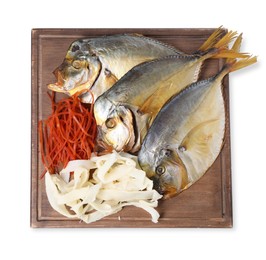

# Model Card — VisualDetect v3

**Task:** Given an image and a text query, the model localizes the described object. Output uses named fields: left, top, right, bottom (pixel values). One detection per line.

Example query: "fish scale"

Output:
left=48, top=28, right=227, bottom=102
left=48, top=34, right=184, bottom=102
left=138, top=56, right=257, bottom=199
left=94, top=30, right=245, bottom=153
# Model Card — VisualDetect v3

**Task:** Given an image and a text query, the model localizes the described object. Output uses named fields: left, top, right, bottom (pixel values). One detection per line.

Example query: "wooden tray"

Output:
left=31, top=28, right=232, bottom=228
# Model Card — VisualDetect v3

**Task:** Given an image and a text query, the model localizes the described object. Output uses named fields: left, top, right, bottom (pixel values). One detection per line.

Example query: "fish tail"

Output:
left=225, top=33, right=257, bottom=71
left=212, top=33, right=248, bottom=59
left=197, top=26, right=225, bottom=52
left=215, top=55, right=257, bottom=81
left=198, top=30, right=248, bottom=61
left=228, top=56, right=257, bottom=72
left=231, top=33, right=243, bottom=53
left=211, top=49, right=249, bottom=59
left=213, top=30, right=238, bottom=49
left=198, top=27, right=237, bottom=55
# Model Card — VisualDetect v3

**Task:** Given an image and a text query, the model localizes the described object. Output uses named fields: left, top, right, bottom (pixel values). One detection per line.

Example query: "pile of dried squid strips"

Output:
left=40, top=27, right=256, bottom=223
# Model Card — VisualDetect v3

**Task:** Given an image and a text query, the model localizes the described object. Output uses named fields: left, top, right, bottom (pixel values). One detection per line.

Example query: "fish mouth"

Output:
left=48, top=74, right=95, bottom=96
left=94, top=139, right=114, bottom=155
left=48, top=83, right=67, bottom=93
left=94, top=124, right=133, bottom=153
left=48, top=68, right=69, bottom=93
left=94, top=126, right=114, bottom=155
left=95, top=134, right=125, bottom=153
left=163, top=186, right=178, bottom=199
left=48, top=58, right=102, bottom=98
left=151, top=177, right=178, bottom=199
left=48, top=81, right=92, bottom=96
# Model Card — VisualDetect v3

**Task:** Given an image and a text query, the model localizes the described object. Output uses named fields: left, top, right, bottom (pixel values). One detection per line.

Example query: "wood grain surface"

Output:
left=31, top=28, right=232, bottom=228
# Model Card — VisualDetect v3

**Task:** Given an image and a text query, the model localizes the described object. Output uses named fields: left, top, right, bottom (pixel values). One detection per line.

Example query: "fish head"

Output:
left=138, top=147, right=188, bottom=199
left=48, top=41, right=101, bottom=100
left=94, top=97, right=135, bottom=152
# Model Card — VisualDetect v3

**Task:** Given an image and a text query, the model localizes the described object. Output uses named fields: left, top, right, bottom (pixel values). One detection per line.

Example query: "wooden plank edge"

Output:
left=30, top=216, right=232, bottom=228
left=31, top=29, right=39, bottom=228
left=30, top=28, right=220, bottom=38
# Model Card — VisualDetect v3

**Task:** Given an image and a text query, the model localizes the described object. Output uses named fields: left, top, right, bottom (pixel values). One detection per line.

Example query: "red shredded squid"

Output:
left=38, top=92, right=97, bottom=178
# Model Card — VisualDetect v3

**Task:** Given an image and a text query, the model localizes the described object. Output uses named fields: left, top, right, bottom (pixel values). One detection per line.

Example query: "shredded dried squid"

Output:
left=45, top=151, right=162, bottom=223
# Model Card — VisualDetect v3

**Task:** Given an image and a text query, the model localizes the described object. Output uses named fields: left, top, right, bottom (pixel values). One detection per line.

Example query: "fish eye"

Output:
left=72, top=60, right=82, bottom=69
left=156, top=165, right=165, bottom=175
left=71, top=45, right=80, bottom=52
left=105, top=118, right=116, bottom=129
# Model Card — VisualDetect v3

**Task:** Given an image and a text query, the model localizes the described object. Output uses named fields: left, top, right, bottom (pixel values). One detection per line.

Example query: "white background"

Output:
left=0, top=0, right=265, bottom=259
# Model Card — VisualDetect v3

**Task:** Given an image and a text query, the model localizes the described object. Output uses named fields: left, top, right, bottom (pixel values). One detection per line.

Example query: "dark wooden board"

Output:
left=31, top=28, right=232, bottom=228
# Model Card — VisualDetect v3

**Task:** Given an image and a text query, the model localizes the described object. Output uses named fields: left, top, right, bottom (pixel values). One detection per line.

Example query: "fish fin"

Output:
left=192, top=62, right=202, bottom=82
left=124, top=33, right=144, bottom=37
left=178, top=119, right=223, bottom=181
left=197, top=26, right=225, bottom=52
left=104, top=69, right=118, bottom=86
left=138, top=59, right=202, bottom=118
left=138, top=82, right=176, bottom=120
left=180, top=119, right=219, bottom=150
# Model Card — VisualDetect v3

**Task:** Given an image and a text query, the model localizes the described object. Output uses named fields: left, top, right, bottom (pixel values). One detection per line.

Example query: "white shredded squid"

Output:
left=45, top=151, right=162, bottom=223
